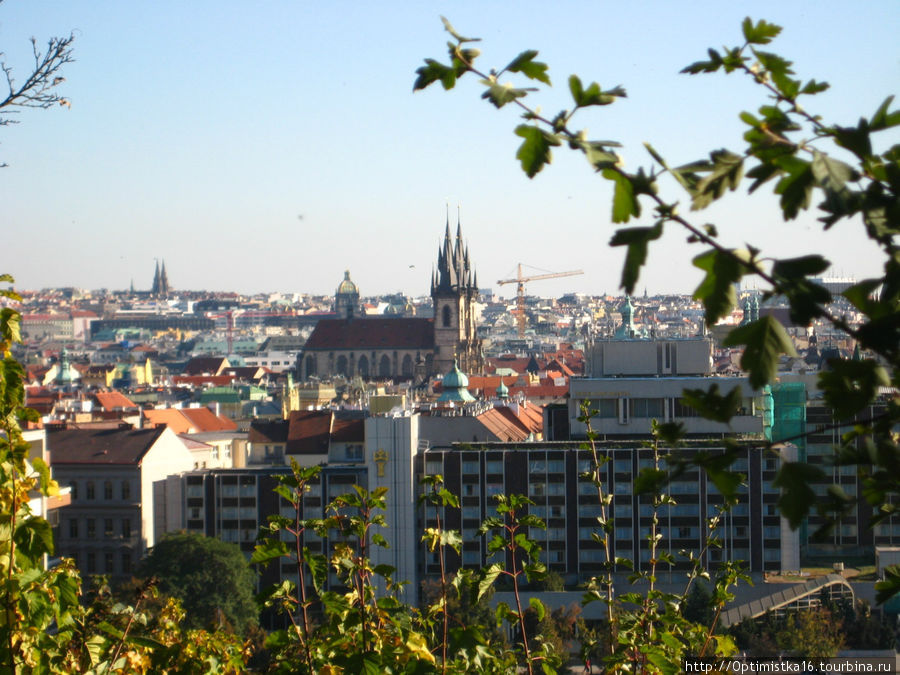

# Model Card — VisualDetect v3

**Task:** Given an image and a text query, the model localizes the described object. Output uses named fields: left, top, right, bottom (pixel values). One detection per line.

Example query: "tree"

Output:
left=138, top=531, right=259, bottom=635
left=0, top=1, right=74, bottom=168
left=414, top=14, right=899, bottom=590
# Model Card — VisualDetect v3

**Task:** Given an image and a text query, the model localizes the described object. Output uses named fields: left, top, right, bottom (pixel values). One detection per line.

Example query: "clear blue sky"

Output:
left=1, top=1, right=897, bottom=298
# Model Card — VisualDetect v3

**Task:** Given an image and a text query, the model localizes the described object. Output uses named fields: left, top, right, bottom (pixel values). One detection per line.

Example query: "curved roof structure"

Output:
left=719, top=574, right=854, bottom=628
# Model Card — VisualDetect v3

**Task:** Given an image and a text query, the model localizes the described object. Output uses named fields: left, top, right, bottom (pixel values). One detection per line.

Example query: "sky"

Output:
left=0, top=1, right=897, bottom=299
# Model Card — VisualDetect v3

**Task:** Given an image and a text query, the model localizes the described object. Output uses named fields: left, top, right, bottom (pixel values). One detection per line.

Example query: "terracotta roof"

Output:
left=143, top=407, right=237, bottom=434
left=49, top=426, right=167, bottom=465
left=181, top=407, right=238, bottom=432
left=476, top=408, right=529, bottom=442
left=93, top=391, right=137, bottom=411
left=303, top=317, right=434, bottom=350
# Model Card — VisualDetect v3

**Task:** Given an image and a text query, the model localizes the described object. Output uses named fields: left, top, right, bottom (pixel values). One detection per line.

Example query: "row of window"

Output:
left=72, top=479, right=132, bottom=501
left=69, top=517, right=132, bottom=539
left=76, top=549, right=133, bottom=575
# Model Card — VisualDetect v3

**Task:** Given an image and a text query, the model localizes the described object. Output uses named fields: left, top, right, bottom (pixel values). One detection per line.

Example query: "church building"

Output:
left=298, top=219, right=482, bottom=381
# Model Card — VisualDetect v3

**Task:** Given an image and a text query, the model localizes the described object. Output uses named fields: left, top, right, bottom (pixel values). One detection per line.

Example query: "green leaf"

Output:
left=480, top=80, right=529, bottom=109
left=690, top=149, right=745, bottom=210
left=413, top=59, right=459, bottom=91
left=681, top=48, right=724, bottom=75
left=514, top=124, right=560, bottom=178
left=819, top=359, right=890, bottom=420
left=634, top=467, right=668, bottom=496
left=251, top=539, right=289, bottom=565
left=870, top=95, right=900, bottom=131
left=772, top=255, right=833, bottom=324
left=601, top=168, right=640, bottom=223
left=505, top=50, right=550, bottom=84
left=478, top=563, right=503, bottom=601
left=774, top=461, right=828, bottom=528
left=723, top=316, right=797, bottom=388
left=440, top=16, right=480, bottom=44
left=741, top=18, right=782, bottom=45
left=681, top=384, right=742, bottom=423
left=529, top=596, right=546, bottom=621
left=692, top=249, right=742, bottom=324
left=811, top=150, right=859, bottom=194
left=609, top=222, right=663, bottom=294
left=774, top=157, right=814, bottom=219
left=568, top=74, right=621, bottom=106
left=876, top=565, right=900, bottom=604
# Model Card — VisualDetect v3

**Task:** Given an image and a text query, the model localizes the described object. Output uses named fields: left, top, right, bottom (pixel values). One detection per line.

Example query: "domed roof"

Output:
left=437, top=359, right=476, bottom=403
left=337, top=270, right=359, bottom=295
left=442, top=359, right=469, bottom=389
left=496, top=379, right=509, bottom=399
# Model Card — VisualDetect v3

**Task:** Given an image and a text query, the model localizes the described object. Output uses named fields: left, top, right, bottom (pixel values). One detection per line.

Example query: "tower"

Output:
left=334, top=270, right=360, bottom=319
left=431, top=215, right=481, bottom=376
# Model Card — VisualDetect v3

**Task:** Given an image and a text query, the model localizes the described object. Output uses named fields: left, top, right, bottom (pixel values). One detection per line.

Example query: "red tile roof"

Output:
left=93, top=391, right=137, bottom=411
left=143, top=407, right=237, bottom=434
left=303, top=318, right=434, bottom=350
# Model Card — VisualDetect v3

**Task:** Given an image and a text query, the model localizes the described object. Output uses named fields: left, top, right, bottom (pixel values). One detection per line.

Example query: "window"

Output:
left=71, top=481, right=78, bottom=500
left=69, top=519, right=78, bottom=539
left=86, top=552, right=96, bottom=574
left=122, top=519, right=131, bottom=538
left=121, top=551, right=132, bottom=573
left=442, top=305, right=451, bottom=327
left=486, top=460, right=503, bottom=474
left=596, top=399, right=617, bottom=418
left=104, top=519, right=114, bottom=537
left=86, top=481, right=95, bottom=500
left=105, top=552, right=114, bottom=574
left=547, top=459, right=565, bottom=474
left=104, top=481, right=113, bottom=500
left=86, top=518, right=96, bottom=539
left=461, top=460, right=479, bottom=474
left=121, top=481, right=130, bottom=500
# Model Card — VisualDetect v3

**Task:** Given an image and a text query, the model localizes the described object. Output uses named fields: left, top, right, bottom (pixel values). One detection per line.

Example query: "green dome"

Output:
left=442, top=360, right=469, bottom=389
left=496, top=379, right=509, bottom=399
left=437, top=359, right=476, bottom=403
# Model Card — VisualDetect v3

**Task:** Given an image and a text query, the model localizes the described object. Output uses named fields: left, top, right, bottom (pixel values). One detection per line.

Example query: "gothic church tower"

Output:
left=431, top=217, right=482, bottom=376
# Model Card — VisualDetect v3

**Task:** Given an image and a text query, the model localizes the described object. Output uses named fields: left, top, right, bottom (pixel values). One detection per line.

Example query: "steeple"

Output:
left=151, top=260, right=160, bottom=295
left=160, top=260, right=170, bottom=297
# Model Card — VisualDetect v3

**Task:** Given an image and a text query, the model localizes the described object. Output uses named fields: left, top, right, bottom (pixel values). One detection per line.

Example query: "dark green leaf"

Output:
left=480, top=80, right=529, bottom=108
left=870, top=95, right=900, bottom=131
left=741, top=18, right=782, bottom=44
left=876, top=565, right=900, bottom=604
left=634, top=467, right=668, bottom=496
left=413, top=59, right=458, bottom=91
left=568, top=74, right=621, bottom=107
left=514, top=124, right=560, bottom=178
left=529, top=596, right=546, bottom=621
left=681, top=384, right=743, bottom=423
left=723, top=316, right=797, bottom=388
left=601, top=168, right=640, bottom=223
left=681, top=48, right=724, bottom=74
left=774, top=157, right=815, bottom=219
left=692, top=249, right=742, bottom=324
left=505, top=50, right=550, bottom=84
left=609, top=222, right=663, bottom=294
left=774, top=461, right=827, bottom=528
left=819, top=359, right=890, bottom=419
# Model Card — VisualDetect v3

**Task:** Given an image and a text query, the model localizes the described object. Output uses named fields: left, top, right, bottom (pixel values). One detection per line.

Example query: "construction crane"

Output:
left=497, top=264, right=584, bottom=337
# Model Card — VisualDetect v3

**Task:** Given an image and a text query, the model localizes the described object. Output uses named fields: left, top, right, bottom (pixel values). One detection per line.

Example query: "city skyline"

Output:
left=2, top=1, right=897, bottom=298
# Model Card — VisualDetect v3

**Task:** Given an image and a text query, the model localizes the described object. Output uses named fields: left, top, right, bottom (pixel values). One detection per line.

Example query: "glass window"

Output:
left=86, top=518, right=96, bottom=539
left=104, top=519, right=114, bottom=537
left=121, top=551, right=132, bottom=573
left=486, top=460, right=503, bottom=474
left=69, top=518, right=78, bottom=539
left=122, top=519, right=132, bottom=538
left=104, top=552, right=114, bottom=574
left=86, top=482, right=95, bottom=500
left=86, top=552, right=96, bottom=574
left=121, top=481, right=131, bottom=500
left=547, top=459, right=565, bottom=474
left=103, top=481, right=113, bottom=500
left=461, top=461, right=479, bottom=474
